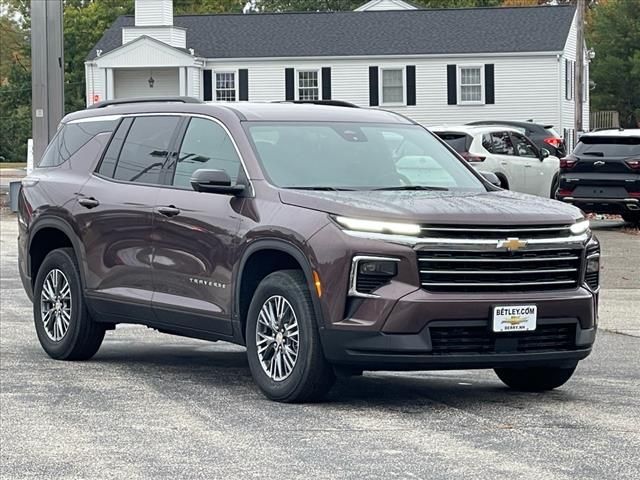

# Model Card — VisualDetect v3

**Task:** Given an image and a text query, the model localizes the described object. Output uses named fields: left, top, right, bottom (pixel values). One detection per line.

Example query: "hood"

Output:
left=279, top=189, right=583, bottom=226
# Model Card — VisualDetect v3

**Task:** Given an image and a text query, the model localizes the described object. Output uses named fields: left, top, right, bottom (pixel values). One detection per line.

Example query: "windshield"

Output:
left=246, top=122, right=485, bottom=191
left=575, top=136, right=640, bottom=157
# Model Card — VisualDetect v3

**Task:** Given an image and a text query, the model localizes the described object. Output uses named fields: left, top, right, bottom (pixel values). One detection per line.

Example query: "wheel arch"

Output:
left=28, top=217, right=86, bottom=290
left=233, top=239, right=324, bottom=344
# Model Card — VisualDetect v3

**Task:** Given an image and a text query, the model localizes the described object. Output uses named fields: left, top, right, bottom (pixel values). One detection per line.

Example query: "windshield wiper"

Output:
left=372, top=185, right=449, bottom=191
left=284, top=186, right=357, bottom=191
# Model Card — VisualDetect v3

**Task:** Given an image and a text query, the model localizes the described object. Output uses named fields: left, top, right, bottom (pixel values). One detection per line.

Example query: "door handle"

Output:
left=524, top=165, right=533, bottom=168
left=157, top=205, right=181, bottom=217
left=78, top=197, right=99, bottom=209
left=500, top=161, right=508, bottom=166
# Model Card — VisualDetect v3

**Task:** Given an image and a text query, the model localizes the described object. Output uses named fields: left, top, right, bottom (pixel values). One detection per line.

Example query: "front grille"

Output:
left=430, top=323, right=577, bottom=355
left=418, top=249, right=582, bottom=292
left=420, top=224, right=572, bottom=240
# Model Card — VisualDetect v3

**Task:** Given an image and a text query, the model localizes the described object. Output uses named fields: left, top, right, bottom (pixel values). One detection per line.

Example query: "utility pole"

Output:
left=31, top=0, right=64, bottom=163
left=574, top=0, right=586, bottom=143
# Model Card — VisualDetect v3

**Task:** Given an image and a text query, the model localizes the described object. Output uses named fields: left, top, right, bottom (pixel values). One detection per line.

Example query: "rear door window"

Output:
left=489, top=132, right=516, bottom=155
left=111, top=116, right=181, bottom=184
left=574, top=136, right=640, bottom=157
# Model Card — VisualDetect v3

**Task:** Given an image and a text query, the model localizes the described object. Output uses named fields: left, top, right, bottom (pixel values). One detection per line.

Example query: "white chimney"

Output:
left=135, top=0, right=173, bottom=27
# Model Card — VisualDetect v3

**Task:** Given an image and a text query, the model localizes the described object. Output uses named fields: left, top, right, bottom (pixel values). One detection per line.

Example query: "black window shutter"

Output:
left=406, top=65, right=416, bottom=106
left=239, top=69, right=248, bottom=101
left=369, top=66, right=379, bottom=106
left=203, top=69, right=212, bottom=101
left=322, top=67, right=332, bottom=100
left=485, top=64, right=495, bottom=104
left=446, top=65, right=457, bottom=105
left=285, top=68, right=295, bottom=101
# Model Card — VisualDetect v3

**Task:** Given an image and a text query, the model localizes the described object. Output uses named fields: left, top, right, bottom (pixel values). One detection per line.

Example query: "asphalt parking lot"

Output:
left=1, top=212, right=639, bottom=480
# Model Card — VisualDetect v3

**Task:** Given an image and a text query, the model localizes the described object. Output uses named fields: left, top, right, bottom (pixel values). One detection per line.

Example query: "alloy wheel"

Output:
left=256, top=295, right=300, bottom=381
left=40, top=268, right=72, bottom=342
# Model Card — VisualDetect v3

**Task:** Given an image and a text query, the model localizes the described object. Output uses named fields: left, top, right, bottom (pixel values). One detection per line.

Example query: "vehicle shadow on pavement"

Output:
left=81, top=338, right=578, bottom=408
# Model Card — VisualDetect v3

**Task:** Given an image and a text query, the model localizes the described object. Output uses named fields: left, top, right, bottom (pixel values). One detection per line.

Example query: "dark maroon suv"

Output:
left=18, top=98, right=599, bottom=402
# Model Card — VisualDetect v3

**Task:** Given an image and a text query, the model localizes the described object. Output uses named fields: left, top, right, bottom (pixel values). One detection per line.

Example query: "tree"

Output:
left=588, top=0, right=640, bottom=127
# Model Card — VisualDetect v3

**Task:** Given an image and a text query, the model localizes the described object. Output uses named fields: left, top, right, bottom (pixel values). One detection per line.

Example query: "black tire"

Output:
left=494, top=366, right=576, bottom=392
left=622, top=212, right=640, bottom=226
left=550, top=175, right=559, bottom=199
left=246, top=270, right=335, bottom=402
left=33, top=248, right=105, bottom=360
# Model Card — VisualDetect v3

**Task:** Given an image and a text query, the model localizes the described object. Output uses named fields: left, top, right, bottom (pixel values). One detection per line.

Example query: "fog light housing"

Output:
left=358, top=260, right=397, bottom=277
left=586, top=255, right=600, bottom=274
left=349, top=256, right=400, bottom=297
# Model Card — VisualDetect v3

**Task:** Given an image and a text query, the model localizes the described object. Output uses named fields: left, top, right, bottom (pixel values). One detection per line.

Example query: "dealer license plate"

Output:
left=493, top=305, right=537, bottom=333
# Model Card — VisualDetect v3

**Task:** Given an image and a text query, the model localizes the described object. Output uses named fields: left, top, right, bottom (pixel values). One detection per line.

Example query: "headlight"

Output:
left=335, top=216, right=421, bottom=236
left=586, top=255, right=600, bottom=274
left=570, top=219, right=590, bottom=235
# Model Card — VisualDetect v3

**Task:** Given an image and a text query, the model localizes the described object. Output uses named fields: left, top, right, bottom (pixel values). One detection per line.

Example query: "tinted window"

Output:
left=489, top=132, right=515, bottom=155
left=98, top=118, right=133, bottom=178
left=574, top=136, right=640, bottom=157
left=39, top=120, right=117, bottom=168
left=247, top=122, right=484, bottom=191
left=171, top=117, right=241, bottom=189
left=510, top=132, right=538, bottom=158
left=435, top=133, right=471, bottom=153
left=113, top=116, right=180, bottom=184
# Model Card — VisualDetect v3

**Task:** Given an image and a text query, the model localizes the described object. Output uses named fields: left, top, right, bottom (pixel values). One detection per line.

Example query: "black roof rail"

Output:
left=88, top=96, right=203, bottom=109
left=273, top=100, right=360, bottom=108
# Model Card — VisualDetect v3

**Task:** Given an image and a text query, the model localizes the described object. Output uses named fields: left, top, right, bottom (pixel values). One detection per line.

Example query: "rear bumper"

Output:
left=557, top=196, right=639, bottom=214
left=321, top=321, right=595, bottom=370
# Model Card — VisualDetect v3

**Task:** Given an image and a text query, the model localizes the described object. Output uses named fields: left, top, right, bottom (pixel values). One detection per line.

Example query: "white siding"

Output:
left=188, top=66, right=201, bottom=99
left=208, top=55, right=562, bottom=129
left=355, top=0, right=418, bottom=11
left=96, top=37, right=195, bottom=69
left=122, top=26, right=186, bottom=49
left=114, top=68, right=179, bottom=98
left=135, top=0, right=173, bottom=26
left=85, top=63, right=105, bottom=106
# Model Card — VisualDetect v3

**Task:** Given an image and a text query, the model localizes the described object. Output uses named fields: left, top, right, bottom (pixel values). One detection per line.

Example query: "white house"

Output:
left=85, top=0, right=590, bottom=142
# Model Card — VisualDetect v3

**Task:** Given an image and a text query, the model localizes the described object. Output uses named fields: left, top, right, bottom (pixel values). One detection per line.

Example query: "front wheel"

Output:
left=494, top=366, right=576, bottom=392
left=246, top=270, right=335, bottom=402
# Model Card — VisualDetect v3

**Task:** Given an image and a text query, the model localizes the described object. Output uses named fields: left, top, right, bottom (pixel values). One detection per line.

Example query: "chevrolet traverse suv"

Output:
left=556, top=129, right=640, bottom=225
left=18, top=98, right=599, bottom=402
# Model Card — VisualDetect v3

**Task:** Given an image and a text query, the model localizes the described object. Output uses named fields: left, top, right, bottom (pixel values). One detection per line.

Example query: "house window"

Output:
left=215, top=72, right=236, bottom=102
left=565, top=60, right=574, bottom=100
left=297, top=70, right=319, bottom=101
left=458, top=66, right=483, bottom=104
left=381, top=68, right=404, bottom=104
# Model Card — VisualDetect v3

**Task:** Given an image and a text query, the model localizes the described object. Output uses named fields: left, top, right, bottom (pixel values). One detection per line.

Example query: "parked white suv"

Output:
left=431, top=125, right=560, bottom=198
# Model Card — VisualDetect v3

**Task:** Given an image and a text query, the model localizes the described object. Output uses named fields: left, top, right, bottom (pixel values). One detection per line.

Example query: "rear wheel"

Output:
left=246, top=270, right=335, bottom=402
left=494, top=366, right=576, bottom=392
left=622, top=212, right=640, bottom=226
left=33, top=248, right=105, bottom=360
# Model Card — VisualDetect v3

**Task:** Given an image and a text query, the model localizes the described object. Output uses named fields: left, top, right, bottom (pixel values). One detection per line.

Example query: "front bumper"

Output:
left=321, top=319, right=595, bottom=370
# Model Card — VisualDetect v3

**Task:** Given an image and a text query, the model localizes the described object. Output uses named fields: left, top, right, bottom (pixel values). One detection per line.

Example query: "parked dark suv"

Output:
left=18, top=98, right=599, bottom=402
left=556, top=129, right=640, bottom=225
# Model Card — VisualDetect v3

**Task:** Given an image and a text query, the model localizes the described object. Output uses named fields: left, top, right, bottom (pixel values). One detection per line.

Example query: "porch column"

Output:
left=105, top=68, right=115, bottom=100
left=179, top=67, right=187, bottom=96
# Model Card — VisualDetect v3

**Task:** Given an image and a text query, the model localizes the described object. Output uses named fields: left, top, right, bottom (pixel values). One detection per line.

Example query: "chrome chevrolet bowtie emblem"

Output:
left=497, top=238, right=527, bottom=252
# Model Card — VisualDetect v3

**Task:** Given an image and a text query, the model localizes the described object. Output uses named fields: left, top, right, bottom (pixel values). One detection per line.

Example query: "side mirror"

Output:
left=478, top=170, right=502, bottom=188
left=540, top=148, right=550, bottom=160
left=190, top=169, right=245, bottom=195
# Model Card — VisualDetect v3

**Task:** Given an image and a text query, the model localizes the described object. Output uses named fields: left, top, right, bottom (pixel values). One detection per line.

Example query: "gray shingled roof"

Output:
left=87, top=5, right=575, bottom=61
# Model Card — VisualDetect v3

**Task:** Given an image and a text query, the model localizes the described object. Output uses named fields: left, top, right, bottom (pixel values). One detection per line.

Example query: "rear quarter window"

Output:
left=574, top=136, right=640, bottom=157
left=38, top=120, right=118, bottom=168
